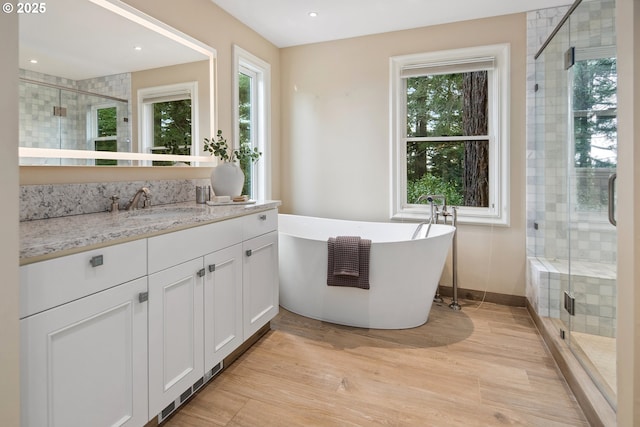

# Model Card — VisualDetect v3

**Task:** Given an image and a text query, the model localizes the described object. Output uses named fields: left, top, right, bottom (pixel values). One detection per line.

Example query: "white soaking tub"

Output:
left=278, top=214, right=455, bottom=329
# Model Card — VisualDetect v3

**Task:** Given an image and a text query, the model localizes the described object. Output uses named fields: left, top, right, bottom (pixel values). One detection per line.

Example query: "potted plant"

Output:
left=204, top=130, right=261, bottom=197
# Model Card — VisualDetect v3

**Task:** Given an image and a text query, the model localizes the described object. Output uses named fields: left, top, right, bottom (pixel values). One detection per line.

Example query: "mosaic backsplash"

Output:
left=20, top=179, right=210, bottom=221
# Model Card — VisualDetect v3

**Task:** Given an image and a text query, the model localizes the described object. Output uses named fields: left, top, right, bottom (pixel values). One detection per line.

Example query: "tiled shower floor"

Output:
left=571, top=331, right=616, bottom=400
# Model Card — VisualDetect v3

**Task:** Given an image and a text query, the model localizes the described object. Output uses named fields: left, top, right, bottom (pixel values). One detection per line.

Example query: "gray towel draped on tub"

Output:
left=327, top=236, right=371, bottom=289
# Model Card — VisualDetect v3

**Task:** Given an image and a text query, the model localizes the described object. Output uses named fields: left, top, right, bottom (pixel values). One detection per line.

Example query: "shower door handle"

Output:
left=608, top=173, right=617, bottom=227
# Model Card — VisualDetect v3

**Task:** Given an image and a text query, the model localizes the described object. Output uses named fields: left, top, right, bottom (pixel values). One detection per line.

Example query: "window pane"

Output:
left=239, top=73, right=252, bottom=146
left=407, top=140, right=463, bottom=205
left=572, top=57, right=617, bottom=212
left=239, top=72, right=253, bottom=197
left=95, top=139, right=117, bottom=166
left=97, top=107, right=117, bottom=137
left=153, top=99, right=192, bottom=155
left=406, top=71, right=488, bottom=138
left=407, top=140, right=489, bottom=207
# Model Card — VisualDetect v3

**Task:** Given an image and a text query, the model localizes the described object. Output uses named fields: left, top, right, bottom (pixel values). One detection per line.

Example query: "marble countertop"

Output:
left=20, top=200, right=281, bottom=264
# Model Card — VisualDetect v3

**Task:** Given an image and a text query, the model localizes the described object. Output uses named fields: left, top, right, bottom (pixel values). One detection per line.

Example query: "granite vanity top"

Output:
left=20, top=200, right=281, bottom=264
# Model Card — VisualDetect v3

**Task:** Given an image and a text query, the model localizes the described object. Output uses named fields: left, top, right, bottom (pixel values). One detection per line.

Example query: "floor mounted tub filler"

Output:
left=278, top=214, right=455, bottom=329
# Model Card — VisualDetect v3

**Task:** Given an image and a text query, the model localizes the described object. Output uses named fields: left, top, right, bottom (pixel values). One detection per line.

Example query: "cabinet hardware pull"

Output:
left=89, top=255, right=104, bottom=268
left=197, top=268, right=206, bottom=278
left=259, top=214, right=267, bottom=220
left=246, top=249, right=252, bottom=257
left=138, top=292, right=148, bottom=303
left=208, top=264, right=216, bottom=272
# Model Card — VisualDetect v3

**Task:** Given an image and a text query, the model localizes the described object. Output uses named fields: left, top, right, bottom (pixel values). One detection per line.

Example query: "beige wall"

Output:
left=616, top=0, right=640, bottom=424
left=280, top=13, right=527, bottom=296
left=20, top=0, right=282, bottom=199
left=131, top=60, right=211, bottom=153
left=0, top=10, right=20, bottom=427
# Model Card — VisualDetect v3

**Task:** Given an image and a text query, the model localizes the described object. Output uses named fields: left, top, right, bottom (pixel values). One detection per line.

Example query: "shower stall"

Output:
left=528, top=0, right=617, bottom=412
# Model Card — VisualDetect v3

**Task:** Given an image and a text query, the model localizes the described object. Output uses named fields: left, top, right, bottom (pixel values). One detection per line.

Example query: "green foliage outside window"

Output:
left=152, top=99, right=192, bottom=166
left=572, top=58, right=617, bottom=211
left=406, top=72, right=489, bottom=207
left=239, top=72, right=254, bottom=196
left=97, top=107, right=117, bottom=137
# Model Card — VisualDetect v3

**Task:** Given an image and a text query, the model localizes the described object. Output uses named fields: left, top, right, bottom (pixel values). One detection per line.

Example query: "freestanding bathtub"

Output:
left=278, top=214, right=455, bottom=329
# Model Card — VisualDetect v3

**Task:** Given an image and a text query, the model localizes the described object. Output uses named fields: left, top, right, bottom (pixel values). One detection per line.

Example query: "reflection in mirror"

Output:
left=18, top=0, right=216, bottom=166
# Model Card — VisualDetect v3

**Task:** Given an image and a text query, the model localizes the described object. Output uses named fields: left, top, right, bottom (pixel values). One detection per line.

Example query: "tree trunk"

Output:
left=462, top=71, right=489, bottom=207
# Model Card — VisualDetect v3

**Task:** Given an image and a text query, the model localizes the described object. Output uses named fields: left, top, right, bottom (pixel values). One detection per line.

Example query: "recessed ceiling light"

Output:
left=308, top=11, right=318, bottom=18
left=29, top=59, right=38, bottom=64
left=134, top=46, right=143, bottom=51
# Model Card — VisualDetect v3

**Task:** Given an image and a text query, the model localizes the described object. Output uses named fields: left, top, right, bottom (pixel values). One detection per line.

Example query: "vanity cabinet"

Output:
left=203, top=243, right=244, bottom=370
left=243, top=231, right=279, bottom=338
left=20, top=240, right=149, bottom=427
left=147, top=258, right=204, bottom=418
left=20, top=207, right=279, bottom=426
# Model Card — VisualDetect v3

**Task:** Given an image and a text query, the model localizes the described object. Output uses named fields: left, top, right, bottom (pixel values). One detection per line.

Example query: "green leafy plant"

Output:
left=203, top=130, right=261, bottom=163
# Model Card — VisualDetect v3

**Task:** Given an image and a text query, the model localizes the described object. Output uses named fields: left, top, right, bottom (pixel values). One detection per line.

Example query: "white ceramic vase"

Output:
left=211, top=162, right=244, bottom=197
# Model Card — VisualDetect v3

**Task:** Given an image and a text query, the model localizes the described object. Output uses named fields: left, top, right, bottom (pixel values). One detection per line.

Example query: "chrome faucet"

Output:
left=416, top=194, right=446, bottom=221
left=125, top=187, right=151, bottom=210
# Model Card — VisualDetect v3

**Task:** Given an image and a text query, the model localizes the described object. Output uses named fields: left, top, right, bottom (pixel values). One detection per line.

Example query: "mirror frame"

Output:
left=18, top=0, right=217, bottom=166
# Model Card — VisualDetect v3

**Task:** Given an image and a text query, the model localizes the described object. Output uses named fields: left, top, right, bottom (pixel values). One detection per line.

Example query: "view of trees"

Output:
left=573, top=58, right=617, bottom=169
left=96, top=106, right=117, bottom=137
left=572, top=57, right=617, bottom=210
left=95, top=106, right=117, bottom=166
left=239, top=72, right=253, bottom=196
left=151, top=99, right=191, bottom=166
left=406, top=71, right=489, bottom=207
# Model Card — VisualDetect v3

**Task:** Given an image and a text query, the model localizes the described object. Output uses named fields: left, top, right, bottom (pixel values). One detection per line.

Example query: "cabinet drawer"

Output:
left=243, top=209, right=278, bottom=240
left=148, top=217, right=243, bottom=274
left=20, top=239, right=147, bottom=318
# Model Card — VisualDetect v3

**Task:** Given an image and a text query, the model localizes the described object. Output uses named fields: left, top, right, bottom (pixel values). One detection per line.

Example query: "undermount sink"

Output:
left=120, top=205, right=207, bottom=220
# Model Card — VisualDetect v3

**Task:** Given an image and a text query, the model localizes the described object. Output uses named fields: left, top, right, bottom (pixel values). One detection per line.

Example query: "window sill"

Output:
left=391, top=207, right=510, bottom=227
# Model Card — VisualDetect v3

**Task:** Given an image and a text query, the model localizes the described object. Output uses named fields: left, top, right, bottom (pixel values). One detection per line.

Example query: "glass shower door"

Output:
left=567, top=43, right=617, bottom=405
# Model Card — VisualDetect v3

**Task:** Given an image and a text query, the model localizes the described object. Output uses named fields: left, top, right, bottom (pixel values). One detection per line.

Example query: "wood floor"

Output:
left=163, top=300, right=588, bottom=426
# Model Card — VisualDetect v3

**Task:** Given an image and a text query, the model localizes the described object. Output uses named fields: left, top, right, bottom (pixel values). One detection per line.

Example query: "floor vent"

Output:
left=160, top=401, right=175, bottom=421
left=193, top=376, right=204, bottom=391
left=156, top=362, right=225, bottom=423
left=211, top=361, right=223, bottom=377
left=180, top=388, right=192, bottom=403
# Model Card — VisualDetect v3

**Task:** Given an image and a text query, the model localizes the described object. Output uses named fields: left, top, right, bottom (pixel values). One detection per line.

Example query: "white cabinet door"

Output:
left=20, top=277, right=148, bottom=427
left=203, top=243, right=243, bottom=370
left=148, top=258, right=204, bottom=418
left=243, top=231, right=279, bottom=338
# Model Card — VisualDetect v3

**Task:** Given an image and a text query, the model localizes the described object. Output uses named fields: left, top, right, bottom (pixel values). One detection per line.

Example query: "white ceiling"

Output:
left=19, top=0, right=573, bottom=81
left=19, top=0, right=208, bottom=81
left=211, top=0, right=572, bottom=48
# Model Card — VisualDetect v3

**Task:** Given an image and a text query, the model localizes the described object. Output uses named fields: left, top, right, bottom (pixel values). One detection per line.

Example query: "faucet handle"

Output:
left=110, top=195, right=120, bottom=212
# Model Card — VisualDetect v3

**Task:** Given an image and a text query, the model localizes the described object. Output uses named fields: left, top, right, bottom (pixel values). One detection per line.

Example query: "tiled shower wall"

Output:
left=525, top=5, right=570, bottom=317
left=19, top=69, right=132, bottom=165
left=525, top=0, right=617, bottom=338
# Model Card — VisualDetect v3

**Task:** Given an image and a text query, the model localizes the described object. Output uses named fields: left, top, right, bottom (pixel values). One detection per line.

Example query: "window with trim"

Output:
left=90, top=104, right=118, bottom=166
left=138, top=82, right=197, bottom=166
left=234, top=45, right=271, bottom=200
left=390, top=44, right=510, bottom=225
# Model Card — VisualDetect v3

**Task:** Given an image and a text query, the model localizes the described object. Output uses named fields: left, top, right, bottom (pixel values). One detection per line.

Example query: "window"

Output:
left=233, top=45, right=271, bottom=200
left=90, top=104, right=118, bottom=166
left=138, top=82, right=197, bottom=166
left=570, top=51, right=617, bottom=214
left=390, top=44, right=510, bottom=225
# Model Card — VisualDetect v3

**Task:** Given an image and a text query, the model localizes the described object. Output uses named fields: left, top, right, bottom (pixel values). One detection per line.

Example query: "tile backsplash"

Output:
left=20, top=179, right=210, bottom=221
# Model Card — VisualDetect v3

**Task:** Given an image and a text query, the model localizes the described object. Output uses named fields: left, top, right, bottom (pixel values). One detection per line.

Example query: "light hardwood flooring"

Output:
left=163, top=300, right=588, bottom=426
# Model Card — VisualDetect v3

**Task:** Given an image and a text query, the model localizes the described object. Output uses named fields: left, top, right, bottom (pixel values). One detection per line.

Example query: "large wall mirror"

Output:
left=18, top=0, right=216, bottom=166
